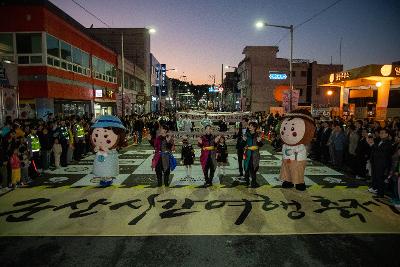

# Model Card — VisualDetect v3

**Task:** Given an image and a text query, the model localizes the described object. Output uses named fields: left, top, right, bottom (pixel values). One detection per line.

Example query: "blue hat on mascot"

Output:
left=91, top=115, right=126, bottom=130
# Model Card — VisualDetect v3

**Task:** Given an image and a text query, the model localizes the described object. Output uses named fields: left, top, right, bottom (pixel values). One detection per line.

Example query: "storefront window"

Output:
left=16, top=33, right=42, bottom=54
left=46, top=34, right=59, bottom=58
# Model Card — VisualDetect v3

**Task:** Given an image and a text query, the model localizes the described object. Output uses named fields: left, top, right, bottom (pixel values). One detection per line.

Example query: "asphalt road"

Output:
left=0, top=235, right=399, bottom=267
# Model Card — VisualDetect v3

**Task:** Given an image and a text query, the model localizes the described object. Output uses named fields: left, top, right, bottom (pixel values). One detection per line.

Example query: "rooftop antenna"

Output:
left=339, top=37, right=343, bottom=65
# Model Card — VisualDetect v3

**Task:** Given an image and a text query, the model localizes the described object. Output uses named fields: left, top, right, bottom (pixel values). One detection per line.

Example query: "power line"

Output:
left=274, top=0, right=343, bottom=45
left=70, top=0, right=111, bottom=28
left=295, top=0, right=343, bottom=29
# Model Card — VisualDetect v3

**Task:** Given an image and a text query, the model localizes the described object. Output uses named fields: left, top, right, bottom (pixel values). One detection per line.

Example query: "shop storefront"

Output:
left=94, top=88, right=117, bottom=117
left=54, top=100, right=91, bottom=117
left=318, top=64, right=400, bottom=120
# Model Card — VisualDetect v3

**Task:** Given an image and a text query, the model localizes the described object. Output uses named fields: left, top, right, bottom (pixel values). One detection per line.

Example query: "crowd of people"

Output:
left=1, top=111, right=399, bottom=205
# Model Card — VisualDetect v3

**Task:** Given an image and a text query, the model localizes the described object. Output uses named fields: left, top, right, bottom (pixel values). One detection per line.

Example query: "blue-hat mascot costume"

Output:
left=90, top=115, right=127, bottom=186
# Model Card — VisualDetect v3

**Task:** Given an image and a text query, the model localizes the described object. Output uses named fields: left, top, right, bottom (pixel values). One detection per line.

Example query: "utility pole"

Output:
left=339, top=37, right=342, bottom=65
left=121, top=32, right=125, bottom=117
left=221, top=63, right=224, bottom=111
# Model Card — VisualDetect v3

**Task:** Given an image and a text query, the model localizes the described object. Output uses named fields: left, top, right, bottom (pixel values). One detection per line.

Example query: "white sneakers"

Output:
left=367, top=187, right=378, bottom=194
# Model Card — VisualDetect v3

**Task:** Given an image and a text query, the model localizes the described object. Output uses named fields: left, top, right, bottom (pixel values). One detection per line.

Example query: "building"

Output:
left=87, top=28, right=152, bottom=112
left=222, top=70, right=240, bottom=111
left=318, top=63, right=400, bottom=119
left=0, top=0, right=122, bottom=118
left=237, top=46, right=342, bottom=112
left=150, top=53, right=161, bottom=112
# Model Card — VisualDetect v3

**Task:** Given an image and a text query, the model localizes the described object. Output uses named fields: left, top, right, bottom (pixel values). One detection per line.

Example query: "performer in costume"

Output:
left=181, top=135, right=195, bottom=178
left=198, top=124, right=220, bottom=187
left=279, top=109, right=316, bottom=191
left=91, top=115, right=127, bottom=187
left=216, top=135, right=228, bottom=177
left=151, top=124, right=174, bottom=187
left=242, top=121, right=264, bottom=188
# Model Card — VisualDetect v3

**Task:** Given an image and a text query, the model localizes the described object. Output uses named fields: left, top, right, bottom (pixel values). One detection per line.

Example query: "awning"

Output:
left=318, top=64, right=400, bottom=88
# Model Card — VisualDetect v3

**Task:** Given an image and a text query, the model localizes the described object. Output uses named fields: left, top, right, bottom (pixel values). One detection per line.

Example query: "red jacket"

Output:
left=10, top=154, right=21, bottom=169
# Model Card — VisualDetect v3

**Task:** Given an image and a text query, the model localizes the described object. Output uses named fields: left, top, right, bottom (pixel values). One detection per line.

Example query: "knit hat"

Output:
left=91, top=115, right=126, bottom=129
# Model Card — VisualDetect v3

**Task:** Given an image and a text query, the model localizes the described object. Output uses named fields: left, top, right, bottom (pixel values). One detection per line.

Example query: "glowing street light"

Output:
left=148, top=28, right=156, bottom=34
left=255, top=21, right=265, bottom=29
left=255, top=20, right=294, bottom=112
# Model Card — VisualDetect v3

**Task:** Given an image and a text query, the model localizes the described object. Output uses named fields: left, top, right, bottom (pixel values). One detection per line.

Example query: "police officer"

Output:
left=74, top=119, right=85, bottom=161
left=27, top=128, right=41, bottom=176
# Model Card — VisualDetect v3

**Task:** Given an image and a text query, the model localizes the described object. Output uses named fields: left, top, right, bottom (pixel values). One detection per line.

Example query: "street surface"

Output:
left=0, top=143, right=399, bottom=266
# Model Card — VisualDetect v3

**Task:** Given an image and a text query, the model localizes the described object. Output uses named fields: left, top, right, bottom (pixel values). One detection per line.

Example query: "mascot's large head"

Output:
left=90, top=115, right=127, bottom=151
left=280, top=109, right=315, bottom=146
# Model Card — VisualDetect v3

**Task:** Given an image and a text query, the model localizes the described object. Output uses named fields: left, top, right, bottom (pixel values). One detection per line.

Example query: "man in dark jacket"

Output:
left=320, top=121, right=332, bottom=163
left=135, top=117, right=145, bottom=144
left=368, top=128, right=392, bottom=198
left=234, top=117, right=248, bottom=177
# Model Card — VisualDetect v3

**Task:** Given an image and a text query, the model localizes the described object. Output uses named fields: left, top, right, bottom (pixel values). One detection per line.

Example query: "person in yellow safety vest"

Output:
left=28, top=130, right=41, bottom=154
left=76, top=124, right=85, bottom=139
left=28, top=129, right=42, bottom=175
left=74, top=121, right=85, bottom=161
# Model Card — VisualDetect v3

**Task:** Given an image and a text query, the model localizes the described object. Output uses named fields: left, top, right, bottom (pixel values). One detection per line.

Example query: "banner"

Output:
left=117, top=92, right=132, bottom=116
left=282, top=90, right=300, bottom=113
left=176, top=111, right=251, bottom=122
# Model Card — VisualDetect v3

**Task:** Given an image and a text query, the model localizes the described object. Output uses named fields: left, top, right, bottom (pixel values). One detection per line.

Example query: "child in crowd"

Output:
left=20, top=149, right=31, bottom=185
left=216, top=135, right=228, bottom=177
left=52, top=138, right=62, bottom=169
left=9, top=148, right=21, bottom=188
left=181, top=136, right=195, bottom=178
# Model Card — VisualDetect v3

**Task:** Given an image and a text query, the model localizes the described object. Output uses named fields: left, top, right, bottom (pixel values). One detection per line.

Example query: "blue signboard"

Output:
left=161, top=64, right=167, bottom=96
left=208, top=86, right=219, bottom=93
left=269, top=73, right=287, bottom=80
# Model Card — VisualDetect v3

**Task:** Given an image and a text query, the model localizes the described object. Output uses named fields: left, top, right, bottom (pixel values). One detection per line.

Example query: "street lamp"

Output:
left=256, top=20, right=294, bottom=112
left=326, top=90, right=333, bottom=106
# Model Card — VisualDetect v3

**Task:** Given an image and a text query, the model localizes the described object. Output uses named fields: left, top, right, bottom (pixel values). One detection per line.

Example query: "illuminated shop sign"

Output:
left=95, top=90, right=103, bottom=97
left=161, top=64, right=167, bottom=96
left=269, top=72, right=287, bottom=80
left=329, top=72, right=350, bottom=82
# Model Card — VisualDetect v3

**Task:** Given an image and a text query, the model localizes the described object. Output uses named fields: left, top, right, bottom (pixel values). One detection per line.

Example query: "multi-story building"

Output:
left=222, top=70, right=240, bottom=111
left=237, top=46, right=342, bottom=112
left=149, top=53, right=161, bottom=112
left=87, top=28, right=152, bottom=112
left=0, top=0, right=121, bottom=118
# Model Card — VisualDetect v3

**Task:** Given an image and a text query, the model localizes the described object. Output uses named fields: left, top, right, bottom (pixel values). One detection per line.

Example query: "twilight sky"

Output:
left=51, top=0, right=400, bottom=85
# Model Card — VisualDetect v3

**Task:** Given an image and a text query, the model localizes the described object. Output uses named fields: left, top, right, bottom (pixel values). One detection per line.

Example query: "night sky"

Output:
left=51, top=0, right=400, bottom=85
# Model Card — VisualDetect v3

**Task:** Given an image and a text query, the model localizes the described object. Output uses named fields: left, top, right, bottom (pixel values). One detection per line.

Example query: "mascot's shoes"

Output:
left=282, top=181, right=294, bottom=188
left=295, top=183, right=306, bottom=191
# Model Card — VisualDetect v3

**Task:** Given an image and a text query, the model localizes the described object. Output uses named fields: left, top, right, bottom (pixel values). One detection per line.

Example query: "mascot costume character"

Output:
left=279, top=109, right=316, bottom=191
left=90, top=115, right=127, bottom=186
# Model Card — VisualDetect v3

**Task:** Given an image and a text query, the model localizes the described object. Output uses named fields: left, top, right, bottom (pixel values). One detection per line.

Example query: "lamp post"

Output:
left=256, top=21, right=294, bottom=112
